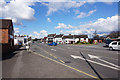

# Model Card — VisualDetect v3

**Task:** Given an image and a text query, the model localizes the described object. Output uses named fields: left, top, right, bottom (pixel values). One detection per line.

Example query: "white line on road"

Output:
left=67, top=47, right=71, bottom=49
left=88, top=54, right=120, bottom=68
left=71, top=55, right=120, bottom=71
left=30, top=50, right=98, bottom=79
left=51, top=49, right=56, bottom=51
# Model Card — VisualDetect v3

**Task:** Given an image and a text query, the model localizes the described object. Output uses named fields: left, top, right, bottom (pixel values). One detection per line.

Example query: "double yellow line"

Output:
left=36, top=45, right=65, bottom=63
left=30, top=47, right=99, bottom=79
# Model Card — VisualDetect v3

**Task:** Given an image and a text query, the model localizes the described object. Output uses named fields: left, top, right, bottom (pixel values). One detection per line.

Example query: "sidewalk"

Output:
left=2, top=47, right=85, bottom=78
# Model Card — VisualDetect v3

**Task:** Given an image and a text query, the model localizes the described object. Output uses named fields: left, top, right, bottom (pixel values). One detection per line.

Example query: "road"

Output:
left=2, top=42, right=120, bottom=80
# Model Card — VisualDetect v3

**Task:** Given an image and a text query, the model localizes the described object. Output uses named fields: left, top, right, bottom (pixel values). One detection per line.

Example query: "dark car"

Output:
left=105, top=39, right=113, bottom=47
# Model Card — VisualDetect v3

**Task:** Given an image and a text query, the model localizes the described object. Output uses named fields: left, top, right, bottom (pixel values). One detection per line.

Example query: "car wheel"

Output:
left=109, top=47, right=113, bottom=51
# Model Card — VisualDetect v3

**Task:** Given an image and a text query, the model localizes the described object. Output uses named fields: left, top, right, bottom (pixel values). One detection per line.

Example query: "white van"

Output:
left=109, top=41, right=120, bottom=50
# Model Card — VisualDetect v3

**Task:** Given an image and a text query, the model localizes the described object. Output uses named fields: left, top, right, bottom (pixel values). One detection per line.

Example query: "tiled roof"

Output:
left=54, top=34, right=64, bottom=38
left=47, top=34, right=56, bottom=37
left=74, top=35, right=88, bottom=38
left=63, top=35, right=88, bottom=38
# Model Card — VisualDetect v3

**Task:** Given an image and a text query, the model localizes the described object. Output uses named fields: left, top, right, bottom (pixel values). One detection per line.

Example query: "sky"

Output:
left=0, top=0, right=119, bottom=38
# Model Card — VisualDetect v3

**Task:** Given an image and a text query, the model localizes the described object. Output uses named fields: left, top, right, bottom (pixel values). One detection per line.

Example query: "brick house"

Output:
left=0, top=19, right=14, bottom=57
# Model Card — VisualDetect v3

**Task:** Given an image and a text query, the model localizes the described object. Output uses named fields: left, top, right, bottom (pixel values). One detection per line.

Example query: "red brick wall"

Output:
left=0, top=29, right=8, bottom=43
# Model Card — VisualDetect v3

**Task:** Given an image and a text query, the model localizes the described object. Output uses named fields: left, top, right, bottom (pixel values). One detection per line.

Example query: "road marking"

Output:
left=30, top=50, right=99, bottom=79
left=35, top=45, right=65, bottom=63
left=67, top=47, right=70, bottom=49
left=51, top=49, right=56, bottom=51
left=71, top=55, right=120, bottom=71
left=88, top=54, right=120, bottom=68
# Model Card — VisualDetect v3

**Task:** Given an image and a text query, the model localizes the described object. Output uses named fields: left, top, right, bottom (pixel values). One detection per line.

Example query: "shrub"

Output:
left=77, top=41, right=91, bottom=45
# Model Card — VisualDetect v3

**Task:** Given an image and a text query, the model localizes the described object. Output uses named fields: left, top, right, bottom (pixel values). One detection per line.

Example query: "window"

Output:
left=118, top=42, right=120, bottom=45
left=112, top=42, right=117, bottom=45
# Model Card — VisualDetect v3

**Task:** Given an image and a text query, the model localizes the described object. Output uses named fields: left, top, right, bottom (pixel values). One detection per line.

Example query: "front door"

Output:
left=112, top=42, right=118, bottom=50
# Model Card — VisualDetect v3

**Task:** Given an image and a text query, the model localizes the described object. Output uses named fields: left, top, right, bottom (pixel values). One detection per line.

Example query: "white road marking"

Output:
left=88, top=54, right=120, bottom=68
left=30, top=50, right=98, bottom=79
left=71, top=55, right=120, bottom=71
left=51, top=49, right=56, bottom=51
left=67, top=47, right=70, bottom=49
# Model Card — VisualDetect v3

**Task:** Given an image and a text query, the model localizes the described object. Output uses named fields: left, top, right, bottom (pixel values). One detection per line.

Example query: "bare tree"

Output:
left=107, top=31, right=120, bottom=38
left=93, top=30, right=99, bottom=39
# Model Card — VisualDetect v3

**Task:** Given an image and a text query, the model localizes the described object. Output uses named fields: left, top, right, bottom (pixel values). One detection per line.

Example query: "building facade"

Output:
left=0, top=19, right=14, bottom=56
left=63, top=34, right=88, bottom=44
left=54, top=34, right=64, bottom=44
left=46, top=34, right=56, bottom=43
left=14, top=35, right=27, bottom=45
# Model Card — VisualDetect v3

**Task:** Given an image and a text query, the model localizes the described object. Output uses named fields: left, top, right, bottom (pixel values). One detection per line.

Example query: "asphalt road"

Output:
left=30, top=42, right=119, bottom=79
left=2, top=42, right=120, bottom=80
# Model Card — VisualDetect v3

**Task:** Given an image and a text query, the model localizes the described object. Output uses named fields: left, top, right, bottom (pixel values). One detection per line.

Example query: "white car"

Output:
left=109, top=41, right=120, bottom=50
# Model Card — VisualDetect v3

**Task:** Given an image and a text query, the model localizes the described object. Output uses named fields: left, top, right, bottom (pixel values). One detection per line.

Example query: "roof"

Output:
left=54, top=34, right=64, bottom=38
left=63, top=35, right=73, bottom=39
left=63, top=35, right=88, bottom=39
left=74, top=35, right=88, bottom=38
left=0, top=19, right=13, bottom=29
left=47, top=34, right=56, bottom=37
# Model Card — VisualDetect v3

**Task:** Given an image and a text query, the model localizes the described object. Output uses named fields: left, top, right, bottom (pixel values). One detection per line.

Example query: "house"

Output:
left=75, top=35, right=88, bottom=43
left=46, top=34, right=56, bottom=43
left=63, top=34, right=74, bottom=44
left=54, top=34, right=64, bottom=44
left=14, top=35, right=27, bottom=45
left=63, top=34, right=88, bottom=44
left=43, top=37, right=47, bottom=43
left=0, top=19, right=14, bottom=56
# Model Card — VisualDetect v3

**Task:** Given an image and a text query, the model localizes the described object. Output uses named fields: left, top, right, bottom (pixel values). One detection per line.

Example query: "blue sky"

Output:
left=0, top=0, right=118, bottom=38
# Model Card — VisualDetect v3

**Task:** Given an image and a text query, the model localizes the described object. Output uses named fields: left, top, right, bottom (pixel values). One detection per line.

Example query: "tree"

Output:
left=107, top=31, right=120, bottom=38
left=28, top=37, right=32, bottom=41
left=33, top=38, right=38, bottom=41
left=93, top=30, right=99, bottom=39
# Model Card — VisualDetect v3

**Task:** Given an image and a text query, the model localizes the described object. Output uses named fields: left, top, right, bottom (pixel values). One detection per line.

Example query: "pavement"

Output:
left=2, top=42, right=120, bottom=80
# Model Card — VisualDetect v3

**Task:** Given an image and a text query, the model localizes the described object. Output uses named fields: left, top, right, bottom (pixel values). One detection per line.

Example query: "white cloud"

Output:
left=40, top=30, right=48, bottom=37
left=55, top=23, right=76, bottom=29
left=47, top=18, right=51, bottom=22
left=33, top=30, right=47, bottom=38
left=29, top=34, right=33, bottom=37
left=76, top=9, right=96, bottom=18
left=42, top=2, right=86, bottom=16
left=66, top=30, right=82, bottom=34
left=0, top=0, right=35, bottom=25
left=66, top=15, right=118, bottom=37
left=60, top=30, right=63, bottom=33
left=1, top=0, right=118, bottom=2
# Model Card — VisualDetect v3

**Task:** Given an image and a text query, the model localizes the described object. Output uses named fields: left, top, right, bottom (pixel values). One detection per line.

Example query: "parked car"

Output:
left=48, top=42, right=57, bottom=46
left=104, top=39, right=113, bottom=47
left=109, top=41, right=120, bottom=50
